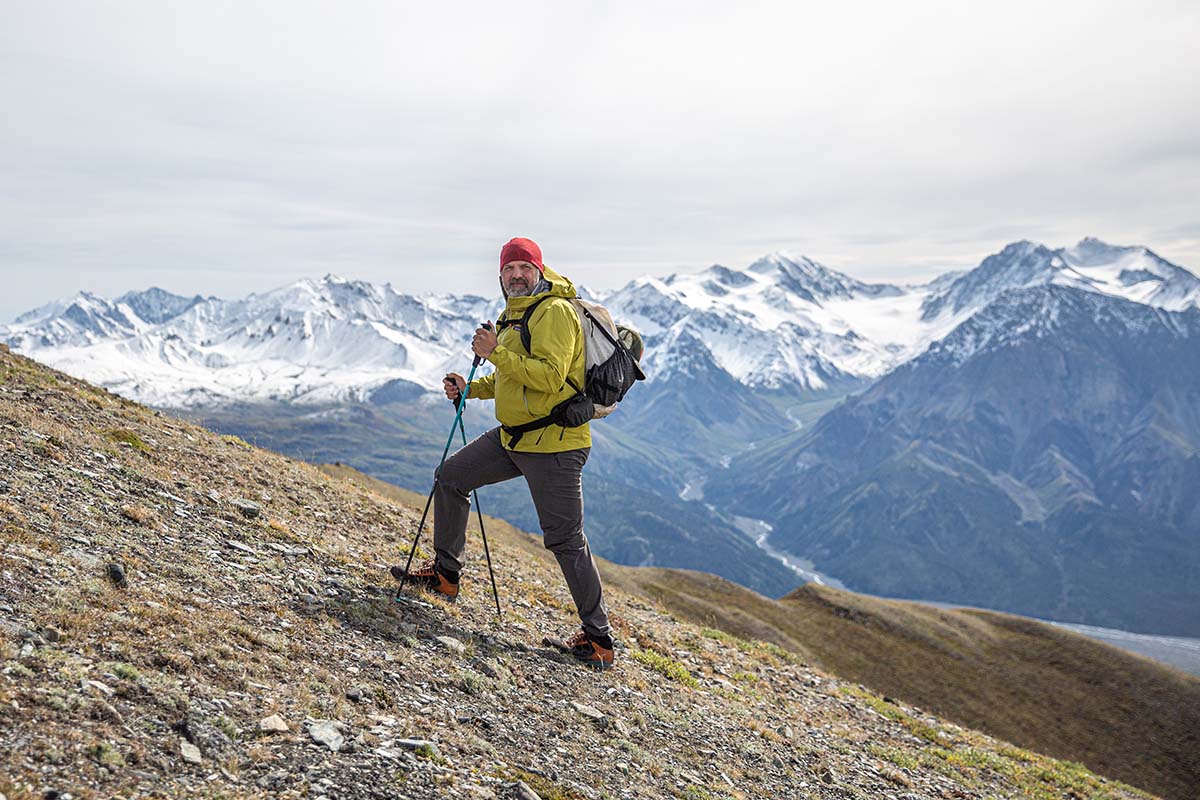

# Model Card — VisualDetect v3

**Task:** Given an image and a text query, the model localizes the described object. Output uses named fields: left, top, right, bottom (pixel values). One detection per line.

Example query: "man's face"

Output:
left=501, top=260, right=541, bottom=297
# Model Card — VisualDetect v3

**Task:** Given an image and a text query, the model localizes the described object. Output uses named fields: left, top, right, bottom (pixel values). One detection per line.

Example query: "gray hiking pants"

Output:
left=433, top=427, right=611, bottom=638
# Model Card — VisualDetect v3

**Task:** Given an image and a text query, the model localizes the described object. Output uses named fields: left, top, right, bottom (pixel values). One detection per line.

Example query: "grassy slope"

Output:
left=603, top=567, right=1200, bottom=800
left=0, top=347, right=1173, bottom=800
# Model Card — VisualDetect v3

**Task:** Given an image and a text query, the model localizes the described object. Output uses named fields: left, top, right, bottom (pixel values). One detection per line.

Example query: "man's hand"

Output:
left=472, top=322, right=498, bottom=359
left=443, top=373, right=466, bottom=401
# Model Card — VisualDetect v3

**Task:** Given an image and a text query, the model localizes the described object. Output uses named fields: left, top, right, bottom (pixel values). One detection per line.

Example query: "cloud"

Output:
left=2, top=0, right=1199, bottom=320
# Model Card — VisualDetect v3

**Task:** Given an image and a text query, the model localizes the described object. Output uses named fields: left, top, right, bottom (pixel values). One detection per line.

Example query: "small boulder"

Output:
left=470, top=658, right=501, bottom=679
left=570, top=701, right=605, bottom=722
left=258, top=714, right=289, bottom=734
left=396, top=738, right=441, bottom=758
left=106, top=562, right=128, bottom=588
left=180, top=739, right=203, bottom=765
left=232, top=499, right=262, bottom=519
left=434, top=636, right=466, bottom=655
left=307, top=720, right=344, bottom=752
left=515, top=781, right=541, bottom=800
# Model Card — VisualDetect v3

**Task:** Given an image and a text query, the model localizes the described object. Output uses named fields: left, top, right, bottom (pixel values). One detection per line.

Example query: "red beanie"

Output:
left=500, top=237, right=544, bottom=273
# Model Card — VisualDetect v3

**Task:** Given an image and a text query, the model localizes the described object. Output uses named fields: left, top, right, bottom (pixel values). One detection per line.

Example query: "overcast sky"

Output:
left=2, top=1, right=1198, bottom=321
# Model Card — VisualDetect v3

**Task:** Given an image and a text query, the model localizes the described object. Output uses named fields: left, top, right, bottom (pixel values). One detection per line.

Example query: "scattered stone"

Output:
left=258, top=714, right=289, bottom=734
left=396, top=738, right=441, bottom=758
left=515, top=781, right=541, bottom=800
left=226, top=540, right=256, bottom=555
left=470, top=658, right=501, bottom=679
left=179, top=739, right=202, bottom=765
left=98, top=700, right=125, bottom=725
left=369, top=714, right=399, bottom=727
left=105, top=562, right=128, bottom=588
left=64, top=548, right=101, bottom=569
left=232, top=499, right=262, bottom=519
left=82, top=679, right=115, bottom=697
left=267, top=542, right=310, bottom=556
left=570, top=701, right=606, bottom=722
left=19, top=630, right=46, bottom=646
left=434, top=635, right=466, bottom=655
left=307, top=721, right=345, bottom=752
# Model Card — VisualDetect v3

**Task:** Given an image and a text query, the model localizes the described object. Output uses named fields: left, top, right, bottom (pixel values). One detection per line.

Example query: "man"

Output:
left=392, top=236, right=615, bottom=670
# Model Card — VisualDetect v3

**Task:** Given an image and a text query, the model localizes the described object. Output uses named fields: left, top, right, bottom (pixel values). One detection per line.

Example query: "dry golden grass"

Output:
left=603, top=567, right=1199, bottom=800
left=120, top=504, right=155, bottom=525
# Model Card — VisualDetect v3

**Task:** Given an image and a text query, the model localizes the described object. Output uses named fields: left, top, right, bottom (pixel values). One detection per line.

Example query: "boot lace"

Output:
left=409, top=557, right=437, bottom=577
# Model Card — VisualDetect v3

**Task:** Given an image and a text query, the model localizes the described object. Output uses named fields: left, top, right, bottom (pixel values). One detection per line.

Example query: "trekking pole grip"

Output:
left=472, top=321, right=494, bottom=368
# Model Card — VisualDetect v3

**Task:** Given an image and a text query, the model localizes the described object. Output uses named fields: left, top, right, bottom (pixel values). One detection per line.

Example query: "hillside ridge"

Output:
left=0, top=347, right=1167, bottom=800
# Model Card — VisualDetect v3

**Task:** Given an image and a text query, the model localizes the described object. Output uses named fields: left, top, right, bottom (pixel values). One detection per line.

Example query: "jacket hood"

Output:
left=502, top=265, right=577, bottom=313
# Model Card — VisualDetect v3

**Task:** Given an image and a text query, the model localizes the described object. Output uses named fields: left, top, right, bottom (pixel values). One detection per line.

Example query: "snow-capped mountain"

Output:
left=603, top=256, right=923, bottom=392
left=1, top=275, right=495, bottom=407
left=921, top=238, right=1200, bottom=320
left=3, top=239, right=1197, bottom=408
left=605, top=238, right=1200, bottom=394
left=923, top=282, right=1200, bottom=368
left=6, top=289, right=209, bottom=350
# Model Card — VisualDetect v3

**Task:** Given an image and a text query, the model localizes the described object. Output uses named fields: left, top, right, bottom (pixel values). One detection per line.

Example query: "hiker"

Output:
left=393, top=237, right=615, bottom=669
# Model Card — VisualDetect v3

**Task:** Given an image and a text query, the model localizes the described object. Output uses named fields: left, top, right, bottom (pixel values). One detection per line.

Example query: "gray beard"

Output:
left=502, top=276, right=549, bottom=298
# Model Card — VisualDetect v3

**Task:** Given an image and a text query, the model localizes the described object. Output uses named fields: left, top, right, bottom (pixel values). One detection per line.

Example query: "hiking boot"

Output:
left=563, top=629, right=614, bottom=670
left=391, top=558, right=459, bottom=602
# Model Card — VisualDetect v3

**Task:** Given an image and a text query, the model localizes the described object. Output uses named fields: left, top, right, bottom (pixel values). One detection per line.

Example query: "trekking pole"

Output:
left=456, top=413, right=502, bottom=618
left=396, top=324, right=497, bottom=606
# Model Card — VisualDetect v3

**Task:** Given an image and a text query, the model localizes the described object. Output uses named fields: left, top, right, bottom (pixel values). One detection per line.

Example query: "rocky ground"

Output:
left=0, top=346, right=1156, bottom=800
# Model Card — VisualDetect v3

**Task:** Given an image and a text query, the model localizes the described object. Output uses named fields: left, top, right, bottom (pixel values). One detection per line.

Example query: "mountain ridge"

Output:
left=7, top=238, right=1195, bottom=409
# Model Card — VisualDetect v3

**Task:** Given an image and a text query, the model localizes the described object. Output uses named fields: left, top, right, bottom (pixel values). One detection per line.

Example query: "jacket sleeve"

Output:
left=467, top=372, right=496, bottom=400
left=487, top=300, right=577, bottom=393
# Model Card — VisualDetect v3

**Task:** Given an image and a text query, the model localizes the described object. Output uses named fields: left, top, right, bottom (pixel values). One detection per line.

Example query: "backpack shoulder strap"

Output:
left=496, top=295, right=562, bottom=355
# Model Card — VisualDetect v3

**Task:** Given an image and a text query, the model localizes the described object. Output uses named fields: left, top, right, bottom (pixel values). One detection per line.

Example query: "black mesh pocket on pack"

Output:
left=587, top=348, right=640, bottom=407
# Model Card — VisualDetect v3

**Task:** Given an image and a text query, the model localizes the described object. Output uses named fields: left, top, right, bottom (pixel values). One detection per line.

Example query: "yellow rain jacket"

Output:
left=467, top=266, right=591, bottom=453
